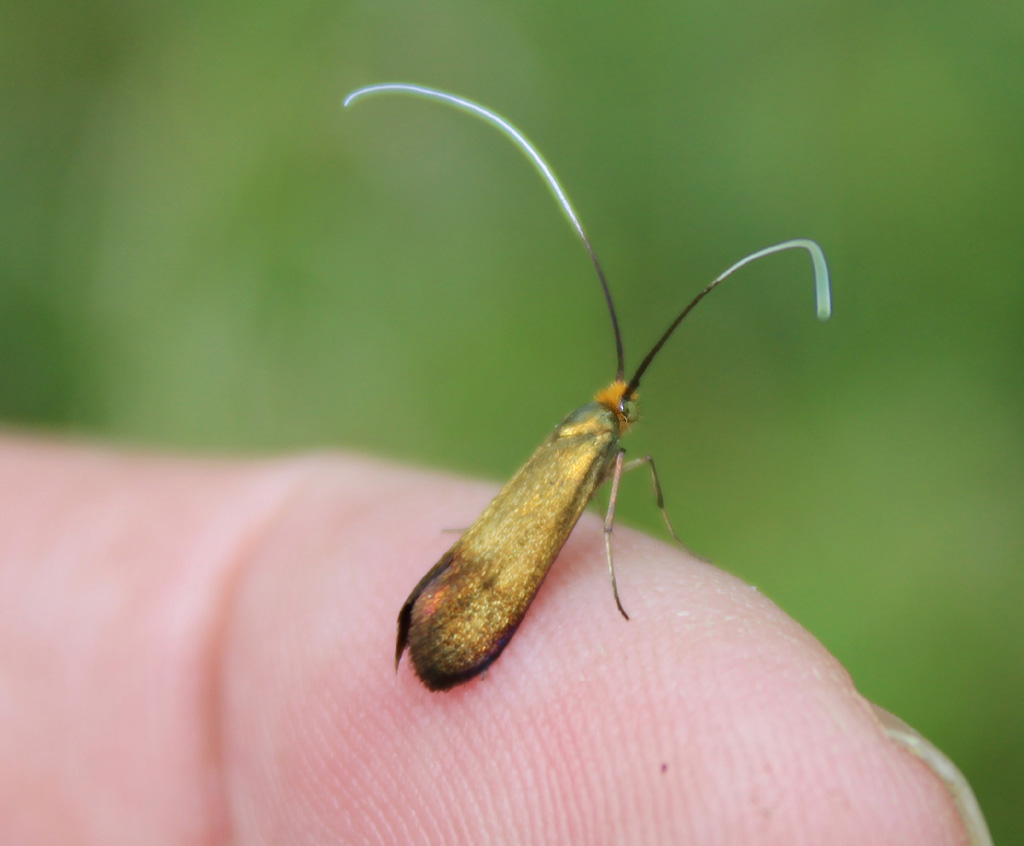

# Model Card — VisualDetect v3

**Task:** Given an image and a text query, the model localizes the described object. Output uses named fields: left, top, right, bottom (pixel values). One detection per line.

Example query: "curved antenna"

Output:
left=344, top=82, right=622, bottom=378
left=344, top=83, right=626, bottom=379
left=626, top=239, right=831, bottom=395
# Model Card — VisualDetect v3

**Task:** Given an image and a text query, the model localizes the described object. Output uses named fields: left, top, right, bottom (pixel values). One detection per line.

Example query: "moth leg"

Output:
left=604, top=451, right=691, bottom=619
left=623, top=454, right=709, bottom=562
left=621, top=454, right=683, bottom=545
left=603, top=449, right=630, bottom=620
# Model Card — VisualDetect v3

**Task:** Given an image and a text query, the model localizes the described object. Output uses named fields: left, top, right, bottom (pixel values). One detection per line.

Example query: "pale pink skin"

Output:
left=0, top=437, right=968, bottom=845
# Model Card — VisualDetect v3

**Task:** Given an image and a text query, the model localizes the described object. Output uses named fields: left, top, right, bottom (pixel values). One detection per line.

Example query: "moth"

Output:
left=345, top=83, right=831, bottom=691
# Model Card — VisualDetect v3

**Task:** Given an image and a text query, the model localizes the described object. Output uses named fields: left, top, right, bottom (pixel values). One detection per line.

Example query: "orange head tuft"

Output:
left=594, top=380, right=639, bottom=432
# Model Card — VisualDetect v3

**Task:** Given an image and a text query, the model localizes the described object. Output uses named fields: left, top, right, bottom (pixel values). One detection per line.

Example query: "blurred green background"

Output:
left=3, top=0, right=1021, bottom=838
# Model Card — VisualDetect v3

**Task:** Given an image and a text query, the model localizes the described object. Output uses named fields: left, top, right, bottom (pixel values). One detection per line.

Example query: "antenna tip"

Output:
left=343, top=83, right=402, bottom=109
left=797, top=238, right=832, bottom=322
left=343, top=86, right=377, bottom=108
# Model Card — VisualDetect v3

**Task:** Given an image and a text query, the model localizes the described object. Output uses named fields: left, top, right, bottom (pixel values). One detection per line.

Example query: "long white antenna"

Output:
left=344, top=82, right=626, bottom=377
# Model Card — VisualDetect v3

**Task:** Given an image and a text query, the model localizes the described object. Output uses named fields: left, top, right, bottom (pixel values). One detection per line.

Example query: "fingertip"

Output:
left=873, top=704, right=991, bottom=846
left=222, top=457, right=974, bottom=844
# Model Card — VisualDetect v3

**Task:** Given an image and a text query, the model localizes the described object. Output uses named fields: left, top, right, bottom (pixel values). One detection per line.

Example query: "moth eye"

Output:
left=621, top=399, right=638, bottom=423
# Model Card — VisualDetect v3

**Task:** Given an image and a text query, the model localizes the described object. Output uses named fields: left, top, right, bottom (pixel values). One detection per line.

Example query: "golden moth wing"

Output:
left=396, top=403, right=622, bottom=691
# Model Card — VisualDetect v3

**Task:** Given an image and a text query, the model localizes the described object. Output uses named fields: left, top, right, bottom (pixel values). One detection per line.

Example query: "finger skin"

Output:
left=0, top=438, right=968, bottom=844
left=0, top=437, right=309, bottom=844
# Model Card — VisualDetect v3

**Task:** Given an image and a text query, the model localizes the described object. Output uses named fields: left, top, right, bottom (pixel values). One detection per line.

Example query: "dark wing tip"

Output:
left=413, top=656, right=489, bottom=692
left=396, top=600, right=413, bottom=671
left=395, top=548, right=457, bottom=677
left=410, top=622, right=520, bottom=692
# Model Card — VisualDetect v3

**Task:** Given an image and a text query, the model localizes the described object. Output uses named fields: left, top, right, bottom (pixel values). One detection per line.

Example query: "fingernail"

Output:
left=872, top=704, right=992, bottom=846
